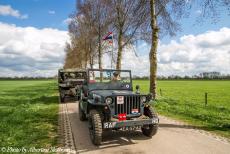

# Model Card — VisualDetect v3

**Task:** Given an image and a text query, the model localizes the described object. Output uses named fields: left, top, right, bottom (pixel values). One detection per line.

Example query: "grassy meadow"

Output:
left=133, top=80, right=230, bottom=138
left=0, top=80, right=59, bottom=148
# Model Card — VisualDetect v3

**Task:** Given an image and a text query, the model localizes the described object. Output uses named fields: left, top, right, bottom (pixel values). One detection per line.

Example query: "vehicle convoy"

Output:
left=58, top=69, right=87, bottom=103
left=79, top=69, right=159, bottom=145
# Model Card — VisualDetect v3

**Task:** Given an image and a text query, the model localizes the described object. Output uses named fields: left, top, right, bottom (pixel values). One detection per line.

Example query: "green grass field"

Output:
left=0, top=80, right=59, bottom=148
left=133, top=80, right=230, bottom=138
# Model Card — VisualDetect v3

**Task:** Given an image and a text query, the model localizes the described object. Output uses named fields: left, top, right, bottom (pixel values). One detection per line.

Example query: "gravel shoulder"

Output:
left=63, top=101, right=230, bottom=154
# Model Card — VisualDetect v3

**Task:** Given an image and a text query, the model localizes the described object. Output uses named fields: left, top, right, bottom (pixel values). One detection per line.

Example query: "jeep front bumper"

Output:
left=103, top=118, right=159, bottom=129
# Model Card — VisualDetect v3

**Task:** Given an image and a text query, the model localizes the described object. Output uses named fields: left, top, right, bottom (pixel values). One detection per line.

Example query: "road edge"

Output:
left=58, top=102, right=77, bottom=154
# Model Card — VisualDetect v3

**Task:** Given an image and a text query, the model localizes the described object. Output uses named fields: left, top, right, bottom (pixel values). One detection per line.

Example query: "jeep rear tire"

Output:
left=88, top=110, right=102, bottom=145
left=79, top=102, right=87, bottom=121
left=141, top=107, right=158, bottom=137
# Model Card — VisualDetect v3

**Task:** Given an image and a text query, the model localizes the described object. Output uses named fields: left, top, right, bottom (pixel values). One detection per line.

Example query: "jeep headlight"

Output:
left=106, top=97, right=113, bottom=104
left=140, top=96, right=147, bottom=103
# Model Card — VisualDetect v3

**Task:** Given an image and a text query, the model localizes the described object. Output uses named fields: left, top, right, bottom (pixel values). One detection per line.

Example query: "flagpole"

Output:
left=111, top=33, right=113, bottom=69
left=103, top=31, right=113, bottom=69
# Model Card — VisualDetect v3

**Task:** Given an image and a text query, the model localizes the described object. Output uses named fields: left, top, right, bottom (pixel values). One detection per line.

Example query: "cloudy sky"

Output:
left=0, top=0, right=230, bottom=77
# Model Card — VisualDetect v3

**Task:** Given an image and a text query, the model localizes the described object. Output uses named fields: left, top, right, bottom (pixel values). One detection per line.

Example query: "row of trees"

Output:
left=0, top=77, right=55, bottom=80
left=134, top=75, right=230, bottom=80
left=64, top=0, right=229, bottom=98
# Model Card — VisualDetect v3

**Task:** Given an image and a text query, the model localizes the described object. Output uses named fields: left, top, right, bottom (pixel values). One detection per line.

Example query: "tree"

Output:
left=110, top=0, right=149, bottom=70
left=78, top=0, right=112, bottom=70
left=64, top=14, right=93, bottom=69
left=148, top=0, right=189, bottom=98
left=64, top=0, right=112, bottom=70
left=147, top=0, right=230, bottom=98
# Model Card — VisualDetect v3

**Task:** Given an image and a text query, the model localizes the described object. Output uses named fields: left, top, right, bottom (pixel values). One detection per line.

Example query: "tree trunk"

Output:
left=89, top=43, right=93, bottom=69
left=84, top=39, right=88, bottom=69
left=98, top=28, right=102, bottom=70
left=98, top=25, right=103, bottom=81
left=116, top=28, right=122, bottom=70
left=149, top=0, right=159, bottom=99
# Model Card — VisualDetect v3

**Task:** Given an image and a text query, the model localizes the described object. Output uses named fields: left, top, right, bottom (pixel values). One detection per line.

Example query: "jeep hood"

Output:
left=91, top=90, right=136, bottom=97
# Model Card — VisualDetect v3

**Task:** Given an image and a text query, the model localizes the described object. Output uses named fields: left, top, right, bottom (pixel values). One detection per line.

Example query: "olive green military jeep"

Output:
left=79, top=69, right=159, bottom=145
left=58, top=69, right=87, bottom=103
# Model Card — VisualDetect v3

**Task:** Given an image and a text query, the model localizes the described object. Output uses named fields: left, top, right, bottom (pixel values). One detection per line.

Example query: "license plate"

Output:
left=117, top=96, right=124, bottom=104
left=104, top=122, right=116, bottom=128
left=120, top=126, right=141, bottom=131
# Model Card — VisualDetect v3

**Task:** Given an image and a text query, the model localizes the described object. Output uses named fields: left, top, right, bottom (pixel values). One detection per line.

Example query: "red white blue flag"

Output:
left=103, top=32, right=113, bottom=44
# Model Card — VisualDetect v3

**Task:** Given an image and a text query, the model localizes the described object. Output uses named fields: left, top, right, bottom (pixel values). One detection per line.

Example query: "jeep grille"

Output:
left=114, top=95, right=141, bottom=115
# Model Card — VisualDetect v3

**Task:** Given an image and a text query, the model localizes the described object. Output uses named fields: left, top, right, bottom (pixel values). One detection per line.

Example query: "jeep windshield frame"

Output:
left=58, top=70, right=87, bottom=82
left=87, top=69, right=133, bottom=91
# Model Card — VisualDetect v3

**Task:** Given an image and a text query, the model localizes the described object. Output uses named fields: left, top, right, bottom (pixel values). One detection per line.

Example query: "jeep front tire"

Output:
left=141, top=107, right=158, bottom=137
left=88, top=110, right=102, bottom=145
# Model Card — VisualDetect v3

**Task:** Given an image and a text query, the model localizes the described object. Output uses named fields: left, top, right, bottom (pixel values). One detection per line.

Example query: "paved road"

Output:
left=65, top=102, right=230, bottom=154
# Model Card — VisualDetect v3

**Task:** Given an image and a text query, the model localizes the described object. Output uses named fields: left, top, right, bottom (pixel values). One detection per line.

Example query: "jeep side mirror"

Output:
left=136, top=85, right=140, bottom=94
left=136, top=85, right=140, bottom=90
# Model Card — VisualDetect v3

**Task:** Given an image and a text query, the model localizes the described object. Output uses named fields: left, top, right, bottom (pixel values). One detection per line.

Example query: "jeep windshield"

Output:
left=61, top=72, right=86, bottom=81
left=88, top=69, right=132, bottom=91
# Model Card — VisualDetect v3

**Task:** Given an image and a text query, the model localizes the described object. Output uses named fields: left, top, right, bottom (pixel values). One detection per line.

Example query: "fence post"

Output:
left=205, top=92, right=208, bottom=106
left=160, top=89, right=163, bottom=96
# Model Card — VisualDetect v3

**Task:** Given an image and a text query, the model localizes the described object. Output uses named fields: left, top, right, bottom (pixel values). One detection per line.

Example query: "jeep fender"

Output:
left=86, top=99, right=106, bottom=115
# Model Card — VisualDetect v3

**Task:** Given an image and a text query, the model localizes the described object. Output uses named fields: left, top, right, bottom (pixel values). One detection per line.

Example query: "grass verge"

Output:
left=0, top=80, right=59, bottom=148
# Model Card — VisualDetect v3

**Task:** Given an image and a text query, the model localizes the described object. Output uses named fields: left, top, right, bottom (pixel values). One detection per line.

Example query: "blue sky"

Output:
left=0, top=0, right=229, bottom=40
left=0, top=0, right=229, bottom=77
left=0, top=0, right=75, bottom=30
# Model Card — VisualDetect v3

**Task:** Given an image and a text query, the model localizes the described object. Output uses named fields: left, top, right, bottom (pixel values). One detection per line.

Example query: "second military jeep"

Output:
left=58, top=69, right=87, bottom=103
left=79, top=69, right=159, bottom=145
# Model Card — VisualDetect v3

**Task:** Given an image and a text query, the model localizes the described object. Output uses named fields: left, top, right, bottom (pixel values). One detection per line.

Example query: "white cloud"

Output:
left=0, top=22, right=69, bottom=77
left=63, top=18, right=72, bottom=25
left=157, top=27, right=230, bottom=76
left=48, top=10, right=55, bottom=14
left=63, top=15, right=82, bottom=25
left=0, top=5, right=28, bottom=19
left=102, top=27, right=230, bottom=76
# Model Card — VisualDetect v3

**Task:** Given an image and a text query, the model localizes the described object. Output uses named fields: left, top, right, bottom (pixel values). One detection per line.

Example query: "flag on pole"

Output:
left=103, top=32, right=113, bottom=41
left=103, top=31, right=114, bottom=69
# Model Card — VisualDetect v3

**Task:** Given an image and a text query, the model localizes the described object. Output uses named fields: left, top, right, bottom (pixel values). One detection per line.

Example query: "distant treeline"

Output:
left=1, top=73, right=230, bottom=80
left=133, top=72, right=230, bottom=80
left=0, top=77, right=56, bottom=80
left=133, top=75, right=230, bottom=80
